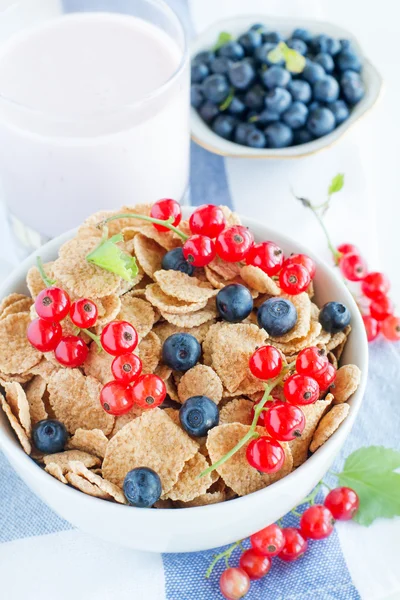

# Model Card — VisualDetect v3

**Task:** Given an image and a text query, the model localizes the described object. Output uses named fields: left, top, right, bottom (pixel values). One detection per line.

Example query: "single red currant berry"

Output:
left=251, top=397, right=281, bottom=427
left=219, top=567, right=250, bottom=600
left=314, top=362, right=336, bottom=392
left=249, top=345, right=283, bottom=380
left=361, top=272, right=390, bottom=300
left=370, top=294, right=394, bottom=322
left=324, top=487, right=359, bottom=520
left=246, top=436, right=285, bottom=473
left=131, top=374, right=166, bottom=409
left=189, top=204, right=226, bottom=238
left=362, top=315, right=380, bottom=342
left=279, top=263, right=310, bottom=295
left=216, top=226, right=254, bottom=262
left=70, top=298, right=98, bottom=328
left=279, top=528, right=308, bottom=562
left=35, top=287, right=70, bottom=322
left=246, top=241, right=284, bottom=276
left=100, top=380, right=134, bottom=416
left=111, top=353, right=142, bottom=384
left=264, top=401, right=305, bottom=442
left=150, top=198, right=181, bottom=232
left=27, top=318, right=62, bottom=352
left=337, top=243, right=358, bottom=256
left=284, top=374, right=319, bottom=405
left=101, top=321, right=138, bottom=356
left=300, top=505, right=335, bottom=540
left=250, top=523, right=285, bottom=556
left=54, top=335, right=88, bottom=368
left=339, top=253, right=367, bottom=281
left=381, top=315, right=400, bottom=341
left=296, top=346, right=329, bottom=379
left=182, top=234, right=216, bottom=267
left=284, top=253, right=316, bottom=279
left=239, top=548, right=271, bottom=580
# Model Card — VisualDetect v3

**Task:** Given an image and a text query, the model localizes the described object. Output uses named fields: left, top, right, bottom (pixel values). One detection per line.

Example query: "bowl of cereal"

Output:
left=0, top=203, right=368, bottom=552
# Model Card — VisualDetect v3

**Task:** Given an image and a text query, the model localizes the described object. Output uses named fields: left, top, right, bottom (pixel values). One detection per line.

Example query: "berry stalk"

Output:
left=36, top=257, right=56, bottom=288
left=97, top=213, right=189, bottom=241
left=206, top=540, right=243, bottom=578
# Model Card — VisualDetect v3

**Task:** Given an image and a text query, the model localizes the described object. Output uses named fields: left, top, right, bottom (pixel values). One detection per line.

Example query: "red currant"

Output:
left=300, top=505, right=335, bottom=540
left=189, top=204, right=226, bottom=238
left=27, top=318, right=62, bottom=352
left=314, top=362, right=336, bottom=392
left=101, top=321, right=138, bottom=356
left=284, top=374, right=319, bottom=405
left=279, top=263, right=310, bottom=295
left=246, top=436, right=285, bottom=473
left=182, top=234, right=216, bottom=267
left=284, top=253, right=316, bottom=279
left=35, top=287, right=70, bottom=322
left=239, top=548, right=271, bottom=580
left=339, top=253, right=367, bottom=282
left=362, top=315, right=380, bottom=341
left=264, top=401, right=305, bottom=441
left=100, top=380, right=134, bottom=416
left=370, top=294, right=394, bottom=322
left=296, top=347, right=329, bottom=379
left=150, top=198, right=181, bottom=232
left=246, top=241, right=284, bottom=276
left=324, top=487, right=359, bottom=520
left=251, top=397, right=280, bottom=427
left=111, top=353, right=142, bottom=384
left=70, top=298, right=98, bottom=328
left=279, top=528, right=308, bottom=562
left=249, top=345, right=282, bottom=380
left=361, top=272, right=390, bottom=300
left=131, top=374, right=166, bottom=409
left=381, top=315, right=400, bottom=341
left=337, top=243, right=358, bottom=256
left=216, top=226, right=254, bottom=262
left=219, top=567, right=250, bottom=600
left=54, top=335, right=88, bottom=367
left=250, top=523, right=285, bottom=556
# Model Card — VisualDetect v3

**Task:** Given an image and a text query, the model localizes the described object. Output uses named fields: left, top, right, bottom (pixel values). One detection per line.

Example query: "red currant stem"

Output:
left=290, top=481, right=324, bottom=517
left=82, top=328, right=102, bottom=349
left=36, top=256, right=57, bottom=288
left=98, top=213, right=189, bottom=241
left=205, top=540, right=243, bottom=579
left=199, top=362, right=296, bottom=478
left=320, top=480, right=333, bottom=492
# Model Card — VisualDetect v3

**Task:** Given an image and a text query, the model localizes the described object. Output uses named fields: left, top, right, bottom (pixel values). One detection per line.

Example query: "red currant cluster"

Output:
left=245, top=346, right=336, bottom=474
left=336, top=243, right=399, bottom=342
left=216, top=486, right=359, bottom=600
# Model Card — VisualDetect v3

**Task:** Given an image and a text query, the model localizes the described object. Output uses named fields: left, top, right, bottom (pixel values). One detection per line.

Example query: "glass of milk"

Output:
left=0, top=0, right=190, bottom=255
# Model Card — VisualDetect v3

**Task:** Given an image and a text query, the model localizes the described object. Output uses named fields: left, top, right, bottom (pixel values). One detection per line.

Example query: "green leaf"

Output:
left=267, top=41, right=306, bottom=73
left=328, top=173, right=345, bottom=195
left=86, top=233, right=138, bottom=282
left=267, top=41, right=285, bottom=64
left=337, top=446, right=400, bottom=526
left=212, top=32, right=233, bottom=51
left=220, top=88, right=234, bottom=111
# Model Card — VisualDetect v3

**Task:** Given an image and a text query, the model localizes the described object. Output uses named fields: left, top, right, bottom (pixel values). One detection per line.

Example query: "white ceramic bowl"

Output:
left=191, top=16, right=383, bottom=159
left=0, top=209, right=368, bottom=553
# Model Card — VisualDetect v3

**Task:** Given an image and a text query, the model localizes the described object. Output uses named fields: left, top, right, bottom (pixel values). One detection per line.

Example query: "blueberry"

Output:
left=199, top=101, right=219, bottom=123
left=287, top=80, right=312, bottom=103
left=162, top=247, right=194, bottom=276
left=202, top=74, right=230, bottom=103
left=293, top=127, right=314, bottom=145
left=193, top=50, right=215, bottom=67
left=250, top=23, right=268, bottom=34
left=261, top=65, right=292, bottom=89
left=319, top=301, right=351, bottom=333
left=340, top=39, right=352, bottom=52
left=162, top=333, right=201, bottom=371
left=212, top=115, right=237, bottom=140
left=311, top=34, right=339, bottom=55
left=256, top=108, right=280, bottom=125
left=235, top=122, right=256, bottom=145
left=244, top=85, right=265, bottom=110
left=314, top=52, right=335, bottom=73
left=330, top=99, right=350, bottom=125
left=179, top=396, right=219, bottom=437
left=326, top=38, right=341, bottom=56
left=336, top=51, right=362, bottom=73
left=227, top=95, right=246, bottom=116
left=216, top=283, right=253, bottom=322
left=286, top=38, right=308, bottom=55
left=292, top=28, right=313, bottom=43
left=282, top=101, right=308, bottom=129
left=238, top=30, right=263, bottom=54
left=313, top=75, right=340, bottom=103
left=302, top=62, right=326, bottom=84
left=341, top=76, right=365, bottom=105
left=307, top=107, right=335, bottom=137
left=265, top=122, right=294, bottom=148
left=265, top=87, right=292, bottom=114
left=210, top=56, right=232, bottom=75
left=255, top=43, right=283, bottom=66
left=263, top=31, right=283, bottom=44
left=190, top=84, right=204, bottom=109
left=257, top=297, right=297, bottom=336
left=246, top=128, right=266, bottom=148
left=308, top=101, right=322, bottom=112
left=32, top=419, right=67, bottom=454
left=228, top=61, right=256, bottom=90
left=191, top=62, right=209, bottom=84
left=341, top=70, right=359, bottom=83
left=123, top=467, right=161, bottom=507
left=218, top=41, right=245, bottom=61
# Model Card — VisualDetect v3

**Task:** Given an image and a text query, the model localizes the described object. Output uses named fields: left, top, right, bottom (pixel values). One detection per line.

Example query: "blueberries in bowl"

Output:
left=32, top=419, right=68, bottom=454
left=319, top=301, right=351, bottom=333
left=162, top=333, right=201, bottom=371
left=180, top=396, right=219, bottom=437
left=216, top=283, right=253, bottom=322
left=257, top=297, right=297, bottom=336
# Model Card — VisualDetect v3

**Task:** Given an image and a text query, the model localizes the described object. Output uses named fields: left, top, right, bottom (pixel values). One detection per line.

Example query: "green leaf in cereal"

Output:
left=267, top=41, right=306, bottom=73
left=212, top=31, right=233, bottom=51
left=86, top=233, right=138, bottom=282
left=328, top=173, right=345, bottom=196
